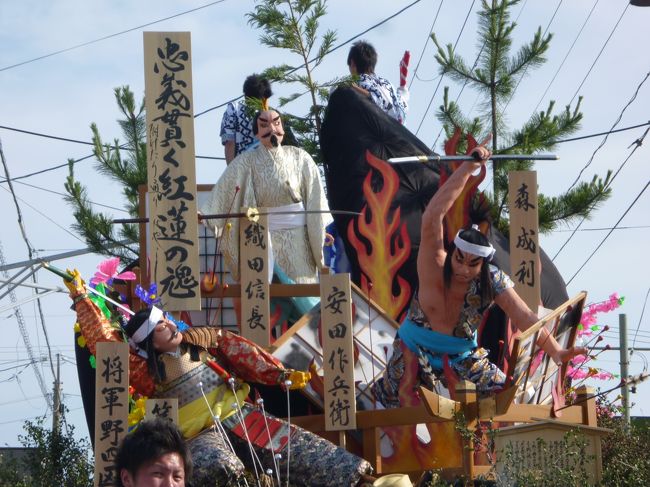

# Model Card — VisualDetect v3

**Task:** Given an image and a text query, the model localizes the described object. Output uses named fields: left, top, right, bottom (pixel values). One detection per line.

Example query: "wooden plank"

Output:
left=143, top=32, right=201, bottom=311
left=321, top=273, right=356, bottom=431
left=508, top=171, right=541, bottom=313
left=94, top=342, right=129, bottom=487
left=418, top=386, right=459, bottom=420
left=239, top=210, right=270, bottom=347
left=145, top=398, right=179, bottom=425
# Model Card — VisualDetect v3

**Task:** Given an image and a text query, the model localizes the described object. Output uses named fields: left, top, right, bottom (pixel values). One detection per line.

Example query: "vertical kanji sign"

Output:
left=94, top=342, right=129, bottom=487
left=239, top=209, right=270, bottom=347
left=144, top=32, right=201, bottom=311
left=146, top=398, right=179, bottom=425
left=508, top=171, right=541, bottom=312
left=321, top=273, right=356, bottom=431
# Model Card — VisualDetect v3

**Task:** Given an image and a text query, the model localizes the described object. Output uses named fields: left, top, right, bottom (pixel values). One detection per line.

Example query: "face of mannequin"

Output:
left=255, top=109, right=284, bottom=148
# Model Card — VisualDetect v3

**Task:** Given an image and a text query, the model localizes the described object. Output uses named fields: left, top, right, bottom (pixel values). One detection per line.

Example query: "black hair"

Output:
left=442, top=226, right=495, bottom=305
left=243, top=74, right=273, bottom=99
left=123, top=308, right=166, bottom=382
left=347, top=40, right=378, bottom=74
left=115, top=418, right=192, bottom=487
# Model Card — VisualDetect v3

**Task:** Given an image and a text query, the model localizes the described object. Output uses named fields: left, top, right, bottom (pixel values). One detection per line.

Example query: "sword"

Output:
left=387, top=153, right=559, bottom=163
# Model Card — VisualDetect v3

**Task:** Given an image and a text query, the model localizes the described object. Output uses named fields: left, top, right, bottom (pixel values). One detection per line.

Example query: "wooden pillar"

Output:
left=362, top=427, right=382, bottom=473
left=575, top=385, right=597, bottom=427
left=455, top=380, right=477, bottom=484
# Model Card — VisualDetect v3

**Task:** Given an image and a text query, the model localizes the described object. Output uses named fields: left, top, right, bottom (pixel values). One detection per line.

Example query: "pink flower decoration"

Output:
left=90, top=257, right=136, bottom=286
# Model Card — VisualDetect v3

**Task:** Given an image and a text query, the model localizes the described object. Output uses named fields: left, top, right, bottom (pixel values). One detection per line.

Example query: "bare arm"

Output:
left=224, top=140, right=235, bottom=164
left=417, top=148, right=490, bottom=281
left=495, top=287, right=586, bottom=364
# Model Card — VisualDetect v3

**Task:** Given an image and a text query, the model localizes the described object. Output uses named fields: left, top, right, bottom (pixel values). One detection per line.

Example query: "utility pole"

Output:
left=619, top=314, right=630, bottom=430
left=52, top=353, right=61, bottom=432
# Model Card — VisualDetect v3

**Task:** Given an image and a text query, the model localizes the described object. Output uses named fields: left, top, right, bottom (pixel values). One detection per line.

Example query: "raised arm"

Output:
left=417, top=147, right=490, bottom=278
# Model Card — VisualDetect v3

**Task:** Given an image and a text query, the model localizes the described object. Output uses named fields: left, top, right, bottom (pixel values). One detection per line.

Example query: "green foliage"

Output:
left=597, top=398, right=650, bottom=486
left=431, top=0, right=612, bottom=234
left=0, top=415, right=93, bottom=487
left=247, top=0, right=347, bottom=163
left=63, top=86, right=145, bottom=260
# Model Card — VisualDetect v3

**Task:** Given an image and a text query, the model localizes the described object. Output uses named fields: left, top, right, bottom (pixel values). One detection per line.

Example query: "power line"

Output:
left=0, top=0, right=229, bottom=73
left=415, top=0, right=477, bottom=136
left=632, top=288, right=650, bottom=350
left=568, top=2, right=630, bottom=106
left=12, top=180, right=129, bottom=213
left=552, top=123, right=650, bottom=261
left=565, top=70, right=650, bottom=192
left=532, top=0, right=600, bottom=114
left=565, top=177, right=650, bottom=285
left=408, top=0, right=445, bottom=90
left=195, top=0, right=425, bottom=117
left=553, top=121, right=650, bottom=145
left=555, top=225, right=650, bottom=232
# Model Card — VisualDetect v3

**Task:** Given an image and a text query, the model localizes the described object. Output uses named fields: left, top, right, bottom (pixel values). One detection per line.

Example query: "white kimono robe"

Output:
left=201, top=144, right=331, bottom=283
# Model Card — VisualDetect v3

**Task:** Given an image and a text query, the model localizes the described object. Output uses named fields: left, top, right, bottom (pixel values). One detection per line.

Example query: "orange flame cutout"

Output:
left=201, top=271, right=219, bottom=293
left=347, top=151, right=411, bottom=321
left=441, top=128, right=489, bottom=243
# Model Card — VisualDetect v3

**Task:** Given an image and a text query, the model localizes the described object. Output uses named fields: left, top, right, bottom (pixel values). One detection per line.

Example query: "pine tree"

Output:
left=63, top=86, right=146, bottom=260
left=247, top=0, right=345, bottom=162
left=431, top=0, right=612, bottom=235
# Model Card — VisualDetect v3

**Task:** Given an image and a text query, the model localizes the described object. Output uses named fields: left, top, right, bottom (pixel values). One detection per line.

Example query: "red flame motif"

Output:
left=441, top=128, right=489, bottom=243
left=347, top=151, right=411, bottom=321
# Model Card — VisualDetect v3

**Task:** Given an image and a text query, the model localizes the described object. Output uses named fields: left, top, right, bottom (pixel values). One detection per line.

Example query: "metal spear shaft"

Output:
left=387, top=153, right=559, bottom=164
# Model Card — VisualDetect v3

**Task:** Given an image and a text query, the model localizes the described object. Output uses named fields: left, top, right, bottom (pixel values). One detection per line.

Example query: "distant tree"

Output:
left=0, top=415, right=93, bottom=487
left=247, top=0, right=346, bottom=162
left=431, top=0, right=612, bottom=235
left=64, top=86, right=145, bottom=259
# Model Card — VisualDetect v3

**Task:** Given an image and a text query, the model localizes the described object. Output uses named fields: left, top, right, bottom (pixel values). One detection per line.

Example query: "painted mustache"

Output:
left=261, top=130, right=284, bottom=146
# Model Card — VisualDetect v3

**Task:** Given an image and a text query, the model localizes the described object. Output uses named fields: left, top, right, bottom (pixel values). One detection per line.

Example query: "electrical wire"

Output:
left=632, top=287, right=650, bottom=350
left=565, top=70, right=650, bottom=192
left=568, top=2, right=630, bottom=106
left=414, top=0, right=477, bottom=136
left=532, top=0, right=600, bottom=114
left=555, top=225, right=650, bottom=232
left=552, top=123, right=650, bottom=261
left=565, top=177, right=650, bottom=285
left=0, top=0, right=229, bottom=73
left=408, top=0, right=445, bottom=89
left=195, top=0, right=425, bottom=117
left=12, top=180, right=129, bottom=213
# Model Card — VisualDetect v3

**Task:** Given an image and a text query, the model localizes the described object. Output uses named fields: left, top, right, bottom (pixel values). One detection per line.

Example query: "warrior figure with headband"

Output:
left=373, top=144, right=586, bottom=408
left=202, top=100, right=331, bottom=287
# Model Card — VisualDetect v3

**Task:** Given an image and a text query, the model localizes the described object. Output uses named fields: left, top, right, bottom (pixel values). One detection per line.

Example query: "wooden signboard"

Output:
left=94, top=342, right=129, bottom=487
left=239, top=209, right=271, bottom=347
left=508, top=171, right=541, bottom=313
left=321, top=273, right=357, bottom=431
left=144, top=31, right=201, bottom=311
left=145, top=398, right=179, bottom=425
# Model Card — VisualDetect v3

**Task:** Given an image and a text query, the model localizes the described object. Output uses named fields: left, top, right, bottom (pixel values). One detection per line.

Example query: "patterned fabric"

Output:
left=220, top=100, right=259, bottom=156
left=201, top=144, right=332, bottom=283
left=224, top=402, right=372, bottom=487
left=72, top=292, right=155, bottom=396
left=373, top=265, right=514, bottom=404
left=188, top=426, right=246, bottom=486
left=357, top=73, right=408, bottom=123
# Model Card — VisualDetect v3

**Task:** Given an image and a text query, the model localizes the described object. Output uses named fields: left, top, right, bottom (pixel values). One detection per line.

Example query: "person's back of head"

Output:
left=116, top=418, right=192, bottom=487
left=347, top=40, right=377, bottom=75
left=243, top=74, right=273, bottom=99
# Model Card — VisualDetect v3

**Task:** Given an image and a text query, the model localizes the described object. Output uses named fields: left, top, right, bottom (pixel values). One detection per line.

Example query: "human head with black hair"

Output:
left=443, top=225, right=496, bottom=306
left=123, top=307, right=182, bottom=383
left=242, top=74, right=273, bottom=100
left=116, top=418, right=192, bottom=487
left=347, top=40, right=378, bottom=75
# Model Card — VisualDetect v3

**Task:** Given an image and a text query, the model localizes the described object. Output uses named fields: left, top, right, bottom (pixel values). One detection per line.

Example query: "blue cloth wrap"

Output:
left=398, top=318, right=477, bottom=370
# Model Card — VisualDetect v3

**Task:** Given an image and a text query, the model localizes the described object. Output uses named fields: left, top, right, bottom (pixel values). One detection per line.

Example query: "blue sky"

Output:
left=1, top=0, right=649, bottom=445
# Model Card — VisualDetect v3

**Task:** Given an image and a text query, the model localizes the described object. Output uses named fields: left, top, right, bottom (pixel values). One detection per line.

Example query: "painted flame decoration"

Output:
left=441, top=128, right=489, bottom=243
left=347, top=151, right=411, bottom=321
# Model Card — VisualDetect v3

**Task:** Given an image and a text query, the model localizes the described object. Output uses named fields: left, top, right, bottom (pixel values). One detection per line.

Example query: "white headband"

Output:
left=453, top=225, right=495, bottom=261
left=127, top=306, right=163, bottom=358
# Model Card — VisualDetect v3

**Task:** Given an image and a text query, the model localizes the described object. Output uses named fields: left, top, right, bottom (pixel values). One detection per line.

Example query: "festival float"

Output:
left=56, top=32, right=636, bottom=487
